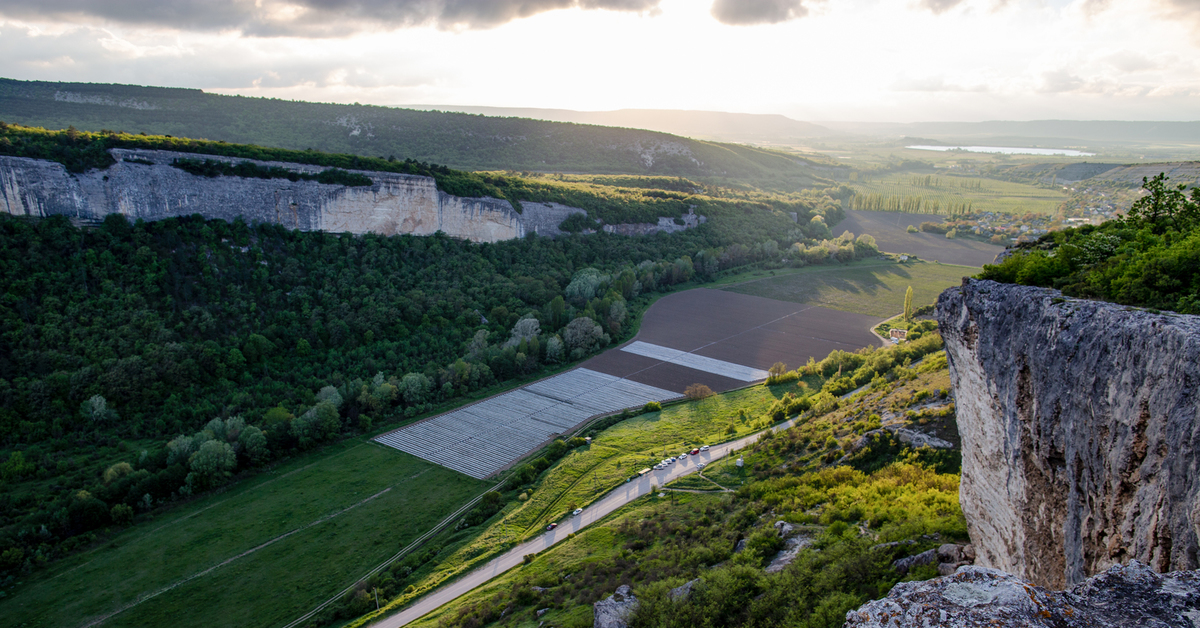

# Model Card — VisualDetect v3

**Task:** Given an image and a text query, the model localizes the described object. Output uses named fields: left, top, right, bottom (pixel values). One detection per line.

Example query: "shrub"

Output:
left=684, top=384, right=714, bottom=400
left=643, top=401, right=662, bottom=413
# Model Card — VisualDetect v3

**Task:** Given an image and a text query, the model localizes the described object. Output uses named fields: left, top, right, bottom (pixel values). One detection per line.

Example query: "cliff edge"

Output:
left=937, top=278, right=1200, bottom=589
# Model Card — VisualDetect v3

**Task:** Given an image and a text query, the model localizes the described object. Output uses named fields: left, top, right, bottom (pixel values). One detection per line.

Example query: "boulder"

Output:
left=845, top=561, right=1200, bottom=628
left=594, top=584, right=638, bottom=628
left=669, top=578, right=701, bottom=601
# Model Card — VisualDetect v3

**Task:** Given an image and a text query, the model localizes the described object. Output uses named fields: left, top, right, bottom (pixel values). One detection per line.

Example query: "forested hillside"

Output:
left=0, top=78, right=832, bottom=185
left=0, top=162, right=873, bottom=580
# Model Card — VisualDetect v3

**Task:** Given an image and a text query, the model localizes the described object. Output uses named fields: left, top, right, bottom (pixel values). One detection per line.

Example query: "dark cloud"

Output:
left=0, top=0, right=662, bottom=36
left=709, top=0, right=811, bottom=25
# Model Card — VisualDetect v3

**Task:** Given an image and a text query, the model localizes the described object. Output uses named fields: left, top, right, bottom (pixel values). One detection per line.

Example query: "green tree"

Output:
left=187, top=440, right=237, bottom=490
left=903, top=285, right=914, bottom=322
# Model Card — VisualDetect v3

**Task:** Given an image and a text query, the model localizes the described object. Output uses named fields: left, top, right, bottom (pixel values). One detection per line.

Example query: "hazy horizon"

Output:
left=1, top=0, right=1199, bottom=123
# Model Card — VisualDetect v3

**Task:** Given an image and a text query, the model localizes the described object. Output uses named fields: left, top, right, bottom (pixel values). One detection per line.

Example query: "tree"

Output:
left=562, top=317, right=607, bottom=358
left=80, top=395, right=118, bottom=423
left=903, top=285, right=914, bottom=322
left=187, top=440, right=237, bottom=489
left=1127, top=173, right=1200, bottom=233
left=684, top=384, right=713, bottom=400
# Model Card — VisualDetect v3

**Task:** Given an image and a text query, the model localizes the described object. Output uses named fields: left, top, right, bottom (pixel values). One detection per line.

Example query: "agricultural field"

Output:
left=359, top=384, right=798, bottom=623
left=848, top=172, right=1067, bottom=216
left=722, top=260, right=978, bottom=318
left=0, top=441, right=487, bottom=628
left=584, top=288, right=882, bottom=393
left=832, top=209, right=1005, bottom=266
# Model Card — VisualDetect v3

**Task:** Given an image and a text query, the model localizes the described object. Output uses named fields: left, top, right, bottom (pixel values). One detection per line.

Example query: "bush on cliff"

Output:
left=981, top=173, right=1200, bottom=314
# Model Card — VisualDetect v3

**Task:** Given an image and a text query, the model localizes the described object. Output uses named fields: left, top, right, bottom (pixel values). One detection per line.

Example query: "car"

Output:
left=690, top=448, right=700, bottom=455
left=697, top=462, right=706, bottom=469
left=700, top=445, right=710, bottom=452
left=653, top=464, right=663, bottom=470
left=678, top=453, right=688, bottom=460
left=546, top=522, right=557, bottom=531
left=573, top=508, right=583, bottom=516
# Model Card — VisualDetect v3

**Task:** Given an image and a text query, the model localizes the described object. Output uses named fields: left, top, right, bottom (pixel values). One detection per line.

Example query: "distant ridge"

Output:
left=401, top=105, right=836, bottom=142
left=0, top=78, right=831, bottom=182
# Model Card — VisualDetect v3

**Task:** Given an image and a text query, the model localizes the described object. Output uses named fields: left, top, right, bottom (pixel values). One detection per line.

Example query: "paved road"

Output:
left=373, top=415, right=801, bottom=628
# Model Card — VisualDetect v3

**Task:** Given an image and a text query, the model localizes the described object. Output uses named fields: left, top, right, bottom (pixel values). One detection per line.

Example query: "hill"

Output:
left=0, top=78, right=833, bottom=183
left=403, top=105, right=837, bottom=143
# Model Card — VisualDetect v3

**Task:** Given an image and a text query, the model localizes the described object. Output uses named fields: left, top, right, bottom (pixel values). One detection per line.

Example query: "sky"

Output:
left=0, top=0, right=1198, bottom=122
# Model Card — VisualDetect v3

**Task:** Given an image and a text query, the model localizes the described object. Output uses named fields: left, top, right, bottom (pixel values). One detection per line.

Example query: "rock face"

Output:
left=844, top=561, right=1200, bottom=628
left=0, top=150, right=559, bottom=242
left=938, top=279, right=1200, bottom=588
left=594, top=584, right=638, bottom=628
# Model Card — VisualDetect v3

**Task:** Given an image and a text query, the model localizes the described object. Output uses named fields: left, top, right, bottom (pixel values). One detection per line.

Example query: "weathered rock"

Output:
left=594, top=584, right=638, bottom=628
left=774, top=520, right=797, bottom=538
left=892, top=549, right=938, bottom=575
left=851, top=425, right=954, bottom=453
left=938, top=279, right=1200, bottom=588
left=536, top=607, right=549, bottom=617
left=733, top=538, right=747, bottom=553
left=669, top=578, right=701, bottom=601
left=0, top=150, right=566, bottom=243
left=765, top=535, right=812, bottom=574
left=845, top=561, right=1200, bottom=628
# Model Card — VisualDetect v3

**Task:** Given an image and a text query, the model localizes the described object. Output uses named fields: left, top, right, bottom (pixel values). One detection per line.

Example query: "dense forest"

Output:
left=981, top=173, right=1200, bottom=313
left=0, top=157, right=874, bottom=579
left=0, top=78, right=834, bottom=185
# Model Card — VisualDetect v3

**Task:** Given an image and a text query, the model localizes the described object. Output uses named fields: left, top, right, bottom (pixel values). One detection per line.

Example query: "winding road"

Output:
left=373, top=414, right=803, bottom=628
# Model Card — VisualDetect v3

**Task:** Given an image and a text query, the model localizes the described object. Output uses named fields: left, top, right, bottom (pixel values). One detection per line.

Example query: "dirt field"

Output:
left=723, top=261, right=975, bottom=318
left=833, top=209, right=1005, bottom=267
left=581, top=289, right=882, bottom=393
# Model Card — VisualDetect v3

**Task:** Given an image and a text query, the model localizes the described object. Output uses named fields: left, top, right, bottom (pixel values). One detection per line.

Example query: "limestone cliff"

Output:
left=937, top=278, right=1200, bottom=589
left=0, top=149, right=550, bottom=242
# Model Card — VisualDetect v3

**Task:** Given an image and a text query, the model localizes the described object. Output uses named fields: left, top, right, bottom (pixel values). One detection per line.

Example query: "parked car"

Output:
left=546, top=522, right=557, bottom=531
left=678, top=453, right=688, bottom=460
left=700, top=445, right=710, bottom=452
left=697, top=462, right=706, bottom=469
left=573, top=508, right=583, bottom=516
left=690, top=448, right=700, bottom=455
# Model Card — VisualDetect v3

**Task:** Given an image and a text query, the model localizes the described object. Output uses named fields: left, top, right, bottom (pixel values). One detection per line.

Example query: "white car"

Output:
left=700, top=445, right=710, bottom=452
left=697, top=462, right=706, bottom=469
left=573, top=508, right=583, bottom=516
left=678, top=453, right=688, bottom=460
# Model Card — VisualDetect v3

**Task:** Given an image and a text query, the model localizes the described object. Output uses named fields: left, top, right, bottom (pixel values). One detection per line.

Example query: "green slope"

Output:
left=0, top=78, right=832, bottom=183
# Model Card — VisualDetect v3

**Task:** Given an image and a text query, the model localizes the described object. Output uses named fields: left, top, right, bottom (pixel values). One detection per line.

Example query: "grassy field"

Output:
left=406, top=493, right=719, bottom=628
left=361, top=384, right=800, bottom=622
left=0, top=441, right=487, bottom=628
left=849, top=172, right=1066, bottom=215
left=721, top=260, right=978, bottom=317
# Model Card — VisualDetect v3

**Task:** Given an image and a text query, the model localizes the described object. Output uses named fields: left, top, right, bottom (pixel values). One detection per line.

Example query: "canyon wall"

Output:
left=937, top=278, right=1200, bottom=589
left=0, top=149, right=537, bottom=242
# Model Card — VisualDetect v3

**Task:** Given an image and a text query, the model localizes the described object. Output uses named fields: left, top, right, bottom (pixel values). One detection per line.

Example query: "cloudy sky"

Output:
left=0, top=0, right=1197, bottom=121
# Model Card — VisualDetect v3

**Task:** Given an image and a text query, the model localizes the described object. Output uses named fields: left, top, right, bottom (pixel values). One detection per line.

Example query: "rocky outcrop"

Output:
left=601, top=208, right=706, bottom=236
left=844, top=561, right=1200, bottom=628
left=594, top=584, right=638, bottom=628
left=0, top=150, right=585, bottom=243
left=938, top=279, right=1200, bottom=588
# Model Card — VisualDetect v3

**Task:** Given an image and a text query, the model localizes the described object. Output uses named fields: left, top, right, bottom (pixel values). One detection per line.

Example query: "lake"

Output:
left=906, top=145, right=1095, bottom=157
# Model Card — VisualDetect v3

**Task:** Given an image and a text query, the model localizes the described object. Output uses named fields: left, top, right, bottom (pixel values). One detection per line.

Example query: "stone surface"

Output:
left=844, top=561, right=1200, bottom=628
left=765, top=535, right=812, bottom=574
left=0, top=150, right=545, bottom=243
left=938, top=279, right=1200, bottom=588
left=669, top=578, right=700, bottom=601
left=594, top=584, right=638, bottom=628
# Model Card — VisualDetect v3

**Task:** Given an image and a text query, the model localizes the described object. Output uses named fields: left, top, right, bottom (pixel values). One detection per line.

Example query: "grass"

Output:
left=360, top=383, right=800, bottom=622
left=849, top=172, right=1067, bottom=215
left=721, top=260, right=978, bottom=317
left=0, top=441, right=488, bottom=628
left=405, top=492, right=721, bottom=628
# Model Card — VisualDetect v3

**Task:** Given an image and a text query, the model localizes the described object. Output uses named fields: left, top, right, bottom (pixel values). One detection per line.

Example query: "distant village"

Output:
left=932, top=183, right=1132, bottom=244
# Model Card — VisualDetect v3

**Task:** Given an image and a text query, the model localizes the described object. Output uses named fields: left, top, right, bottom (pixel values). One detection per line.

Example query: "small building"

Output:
left=890, top=329, right=908, bottom=340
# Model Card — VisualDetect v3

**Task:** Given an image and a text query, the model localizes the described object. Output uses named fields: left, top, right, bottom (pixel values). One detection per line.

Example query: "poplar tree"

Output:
left=903, top=285, right=914, bottom=322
